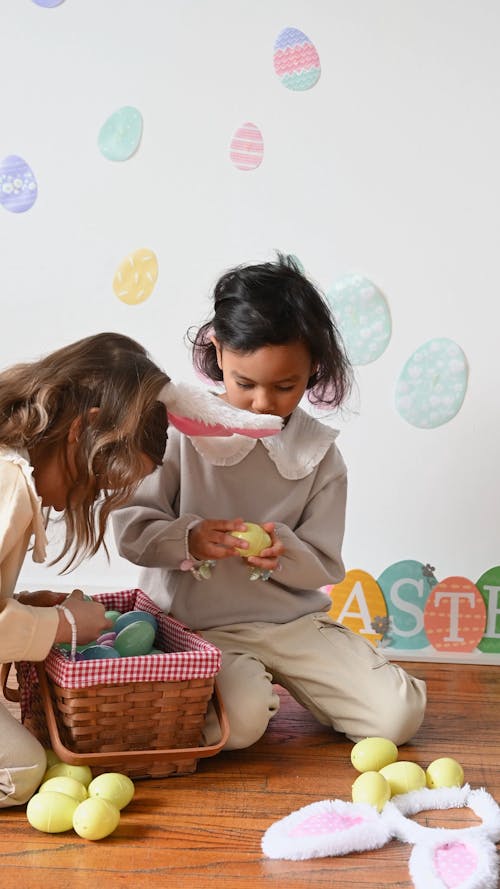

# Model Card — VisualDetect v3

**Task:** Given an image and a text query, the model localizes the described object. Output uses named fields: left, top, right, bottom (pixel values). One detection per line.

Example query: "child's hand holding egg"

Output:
left=232, top=522, right=272, bottom=557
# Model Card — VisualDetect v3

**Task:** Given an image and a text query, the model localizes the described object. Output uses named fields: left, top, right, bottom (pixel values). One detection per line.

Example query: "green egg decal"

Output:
left=327, top=274, right=391, bottom=366
left=395, top=338, right=468, bottom=429
left=98, top=106, right=143, bottom=161
left=476, top=566, right=500, bottom=654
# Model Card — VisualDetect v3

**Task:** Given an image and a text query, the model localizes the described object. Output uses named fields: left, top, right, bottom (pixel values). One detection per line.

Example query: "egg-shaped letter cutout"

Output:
left=327, top=274, right=391, bottom=366
left=98, top=107, right=143, bottom=162
left=476, top=565, right=500, bottom=654
left=395, top=338, right=468, bottom=429
left=324, top=569, right=387, bottom=647
left=423, top=576, right=486, bottom=653
left=113, top=248, right=158, bottom=305
left=273, top=27, right=321, bottom=91
left=229, top=123, right=264, bottom=171
left=0, top=155, right=38, bottom=213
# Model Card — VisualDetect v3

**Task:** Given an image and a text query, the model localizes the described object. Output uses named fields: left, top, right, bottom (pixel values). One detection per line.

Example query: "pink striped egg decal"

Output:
left=229, top=122, right=264, bottom=171
left=273, top=27, right=321, bottom=91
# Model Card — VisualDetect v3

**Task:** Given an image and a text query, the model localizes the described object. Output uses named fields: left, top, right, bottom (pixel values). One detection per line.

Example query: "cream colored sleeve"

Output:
left=0, top=596, right=59, bottom=663
left=0, top=460, right=59, bottom=663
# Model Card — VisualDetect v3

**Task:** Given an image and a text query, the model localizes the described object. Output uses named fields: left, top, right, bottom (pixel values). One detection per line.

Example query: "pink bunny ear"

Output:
left=158, top=381, right=282, bottom=438
left=409, top=836, right=499, bottom=889
left=261, top=799, right=391, bottom=861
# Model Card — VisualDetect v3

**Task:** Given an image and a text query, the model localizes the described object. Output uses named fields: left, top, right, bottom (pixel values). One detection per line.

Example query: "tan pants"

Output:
left=0, top=702, right=47, bottom=808
left=201, top=613, right=427, bottom=751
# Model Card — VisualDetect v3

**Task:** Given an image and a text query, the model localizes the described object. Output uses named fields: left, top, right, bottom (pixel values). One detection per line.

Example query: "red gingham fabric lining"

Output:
left=44, top=589, right=221, bottom=688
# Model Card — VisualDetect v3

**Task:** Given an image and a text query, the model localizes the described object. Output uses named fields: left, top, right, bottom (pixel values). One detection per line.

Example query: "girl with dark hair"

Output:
left=114, top=257, right=426, bottom=752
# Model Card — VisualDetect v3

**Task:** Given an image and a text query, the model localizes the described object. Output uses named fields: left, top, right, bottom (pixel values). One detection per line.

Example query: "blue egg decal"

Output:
left=395, top=338, right=468, bottom=429
left=327, top=274, right=391, bottom=365
left=98, top=106, right=143, bottom=161
left=0, top=155, right=38, bottom=213
left=377, top=560, right=438, bottom=651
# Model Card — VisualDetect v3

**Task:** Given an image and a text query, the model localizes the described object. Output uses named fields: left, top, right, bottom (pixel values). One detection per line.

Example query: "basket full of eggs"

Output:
left=13, top=589, right=229, bottom=780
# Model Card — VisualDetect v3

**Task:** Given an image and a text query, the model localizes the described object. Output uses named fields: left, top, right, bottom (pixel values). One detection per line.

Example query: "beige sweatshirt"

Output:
left=113, top=407, right=347, bottom=630
left=0, top=448, right=58, bottom=663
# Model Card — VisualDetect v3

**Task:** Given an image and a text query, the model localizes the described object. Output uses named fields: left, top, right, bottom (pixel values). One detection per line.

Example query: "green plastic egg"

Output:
left=73, top=797, right=120, bottom=840
left=104, top=610, right=122, bottom=624
left=27, top=791, right=78, bottom=833
left=80, top=644, right=120, bottom=660
left=113, top=620, right=155, bottom=657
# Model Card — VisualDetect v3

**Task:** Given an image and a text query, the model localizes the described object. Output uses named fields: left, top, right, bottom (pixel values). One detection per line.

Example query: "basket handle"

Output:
left=1, top=662, right=21, bottom=703
left=35, top=662, right=230, bottom=768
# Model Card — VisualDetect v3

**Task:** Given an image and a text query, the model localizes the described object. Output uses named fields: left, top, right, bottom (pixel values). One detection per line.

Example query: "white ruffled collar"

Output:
left=0, top=446, right=48, bottom=562
left=189, top=408, right=338, bottom=480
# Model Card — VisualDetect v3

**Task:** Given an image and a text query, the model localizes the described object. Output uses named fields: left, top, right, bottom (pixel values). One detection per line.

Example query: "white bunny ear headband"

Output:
left=157, top=381, right=282, bottom=438
left=262, top=784, right=500, bottom=889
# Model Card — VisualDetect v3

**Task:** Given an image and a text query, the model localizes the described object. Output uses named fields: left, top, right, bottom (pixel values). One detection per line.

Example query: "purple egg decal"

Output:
left=32, top=0, right=66, bottom=7
left=229, top=122, right=264, bottom=171
left=0, top=155, right=38, bottom=213
left=273, top=27, right=321, bottom=91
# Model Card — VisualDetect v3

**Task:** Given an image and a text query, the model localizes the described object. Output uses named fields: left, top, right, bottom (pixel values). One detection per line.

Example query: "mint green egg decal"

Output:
left=377, top=560, right=437, bottom=650
left=395, top=338, right=468, bottom=429
left=327, top=274, right=391, bottom=365
left=98, top=106, right=143, bottom=161
left=476, top=566, right=500, bottom=654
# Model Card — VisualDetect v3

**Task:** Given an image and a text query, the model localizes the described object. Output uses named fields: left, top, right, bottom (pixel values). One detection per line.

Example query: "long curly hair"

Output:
left=0, top=332, right=169, bottom=569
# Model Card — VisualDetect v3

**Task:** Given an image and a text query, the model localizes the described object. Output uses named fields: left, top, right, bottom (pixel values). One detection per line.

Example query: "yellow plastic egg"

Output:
left=426, top=757, right=464, bottom=789
left=27, top=791, right=79, bottom=833
left=39, top=776, right=88, bottom=802
left=73, top=797, right=120, bottom=840
left=232, top=523, right=272, bottom=557
left=88, top=773, right=135, bottom=810
left=350, top=737, right=398, bottom=773
left=351, top=771, right=391, bottom=811
left=379, top=761, right=426, bottom=796
left=43, top=763, right=93, bottom=788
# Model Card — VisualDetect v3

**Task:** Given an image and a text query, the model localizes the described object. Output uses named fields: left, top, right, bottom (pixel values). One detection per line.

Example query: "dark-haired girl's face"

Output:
left=213, top=339, right=313, bottom=419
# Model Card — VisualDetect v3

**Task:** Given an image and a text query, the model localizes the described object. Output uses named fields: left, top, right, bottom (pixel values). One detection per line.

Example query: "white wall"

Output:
left=4, top=0, right=499, bottom=594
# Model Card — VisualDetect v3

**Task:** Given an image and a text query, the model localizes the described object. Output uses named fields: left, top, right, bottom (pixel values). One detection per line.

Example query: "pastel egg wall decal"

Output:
left=324, top=569, right=387, bottom=646
left=476, top=566, right=500, bottom=654
left=273, top=27, right=321, bottom=91
left=327, top=274, right=392, bottom=365
left=395, top=337, right=468, bottom=429
left=112, top=248, right=158, bottom=305
left=0, top=155, right=38, bottom=213
left=33, top=0, right=65, bottom=5
left=229, top=122, right=264, bottom=171
left=98, top=106, right=143, bottom=162
left=377, top=560, right=437, bottom=650
left=423, top=576, right=486, bottom=653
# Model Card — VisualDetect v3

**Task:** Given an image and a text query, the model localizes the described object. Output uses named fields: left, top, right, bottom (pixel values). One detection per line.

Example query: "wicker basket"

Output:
left=5, top=589, right=229, bottom=779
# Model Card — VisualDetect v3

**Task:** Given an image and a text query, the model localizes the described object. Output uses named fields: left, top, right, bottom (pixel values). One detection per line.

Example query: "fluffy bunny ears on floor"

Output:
left=157, top=381, right=283, bottom=438
left=262, top=785, right=500, bottom=889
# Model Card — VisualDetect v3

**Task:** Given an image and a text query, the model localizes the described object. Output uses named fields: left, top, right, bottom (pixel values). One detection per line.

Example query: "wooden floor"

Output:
left=1, top=661, right=499, bottom=889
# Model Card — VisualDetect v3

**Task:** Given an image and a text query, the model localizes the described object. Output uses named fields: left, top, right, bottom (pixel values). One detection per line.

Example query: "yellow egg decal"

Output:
left=351, top=737, right=398, bottom=773
left=379, top=761, right=426, bottom=796
left=324, top=569, right=387, bottom=646
left=113, top=247, right=158, bottom=305
left=352, top=771, right=391, bottom=811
